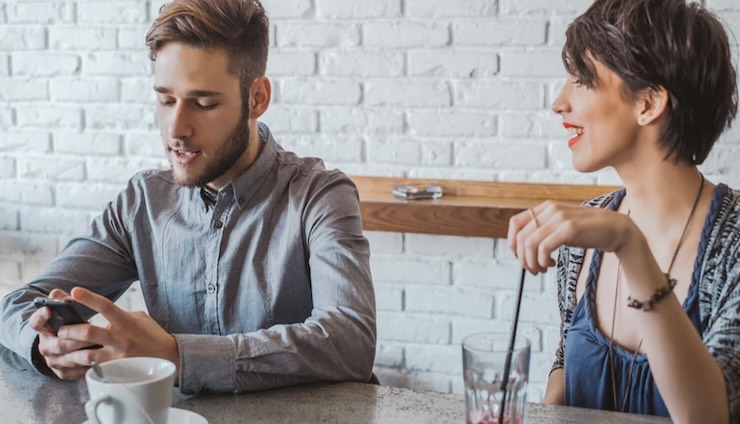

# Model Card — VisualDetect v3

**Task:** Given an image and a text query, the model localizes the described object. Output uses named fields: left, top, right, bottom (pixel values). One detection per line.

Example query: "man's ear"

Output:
left=635, top=85, right=669, bottom=126
left=248, top=76, right=271, bottom=119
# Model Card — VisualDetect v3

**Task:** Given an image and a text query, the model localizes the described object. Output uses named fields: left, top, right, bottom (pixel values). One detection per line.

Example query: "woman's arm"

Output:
left=543, top=368, right=565, bottom=405
left=617, top=230, right=729, bottom=424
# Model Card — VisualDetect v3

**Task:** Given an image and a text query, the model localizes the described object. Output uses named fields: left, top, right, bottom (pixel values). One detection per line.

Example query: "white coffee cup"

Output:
left=84, top=357, right=176, bottom=424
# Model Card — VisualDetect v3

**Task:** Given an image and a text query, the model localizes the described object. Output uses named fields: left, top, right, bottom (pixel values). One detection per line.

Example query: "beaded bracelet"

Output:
left=626, top=273, right=678, bottom=311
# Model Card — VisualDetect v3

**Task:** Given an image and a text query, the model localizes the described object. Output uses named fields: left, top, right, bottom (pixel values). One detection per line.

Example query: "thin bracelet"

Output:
left=627, top=273, right=677, bottom=311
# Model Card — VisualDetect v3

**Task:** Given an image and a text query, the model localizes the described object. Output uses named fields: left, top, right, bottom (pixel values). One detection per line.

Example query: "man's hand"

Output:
left=28, top=288, right=93, bottom=379
left=29, top=287, right=180, bottom=381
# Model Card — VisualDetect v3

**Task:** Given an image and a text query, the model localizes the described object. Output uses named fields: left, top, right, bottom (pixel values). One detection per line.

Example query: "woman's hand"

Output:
left=507, top=200, right=640, bottom=275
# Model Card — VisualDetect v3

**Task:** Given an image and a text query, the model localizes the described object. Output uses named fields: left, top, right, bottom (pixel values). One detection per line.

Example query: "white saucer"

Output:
left=83, top=407, right=208, bottom=424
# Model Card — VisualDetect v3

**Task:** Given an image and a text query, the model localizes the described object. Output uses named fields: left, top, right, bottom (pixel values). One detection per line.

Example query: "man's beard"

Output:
left=171, top=112, right=250, bottom=188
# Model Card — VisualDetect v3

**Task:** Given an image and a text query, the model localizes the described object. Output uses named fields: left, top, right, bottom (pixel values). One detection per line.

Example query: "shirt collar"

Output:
left=197, top=122, right=277, bottom=211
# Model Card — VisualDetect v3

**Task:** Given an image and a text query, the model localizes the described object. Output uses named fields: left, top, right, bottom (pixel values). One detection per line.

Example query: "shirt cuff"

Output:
left=174, top=334, right=236, bottom=394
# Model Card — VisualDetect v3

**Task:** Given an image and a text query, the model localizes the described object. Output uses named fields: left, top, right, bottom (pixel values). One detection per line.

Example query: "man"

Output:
left=0, top=0, right=376, bottom=395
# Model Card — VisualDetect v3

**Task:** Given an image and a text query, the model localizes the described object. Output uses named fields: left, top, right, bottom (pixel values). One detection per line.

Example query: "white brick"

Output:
left=267, top=51, right=316, bottom=76
left=261, top=106, right=318, bottom=133
left=319, top=51, right=403, bottom=77
left=118, top=25, right=149, bottom=50
left=368, top=138, right=451, bottom=166
left=281, top=79, right=361, bottom=105
left=0, top=157, right=15, bottom=178
left=50, top=78, right=118, bottom=102
left=406, top=344, right=461, bottom=375
left=11, top=52, right=80, bottom=76
left=317, top=0, right=401, bottom=19
left=0, top=181, right=53, bottom=205
left=454, top=19, right=546, bottom=46
left=320, top=108, right=404, bottom=134
left=0, top=78, right=47, bottom=101
left=407, top=234, right=493, bottom=257
left=364, top=231, right=403, bottom=254
left=55, top=132, right=122, bottom=156
left=497, top=291, right=559, bottom=324
left=407, top=0, right=497, bottom=17
left=710, top=0, right=740, bottom=11
left=83, top=52, right=151, bottom=76
left=377, top=312, right=450, bottom=343
left=376, top=284, right=403, bottom=311
left=0, top=107, right=12, bottom=128
left=501, top=112, right=563, bottom=138
left=500, top=0, right=591, bottom=15
left=18, top=156, right=85, bottom=181
left=121, top=77, right=156, bottom=103
left=7, top=2, right=74, bottom=24
left=0, top=54, right=8, bottom=76
left=85, top=104, right=155, bottom=131
left=455, top=142, right=547, bottom=169
left=50, top=27, right=117, bottom=50
left=20, top=208, right=91, bottom=234
left=371, top=255, right=450, bottom=284
left=277, top=23, right=360, bottom=48
left=701, top=146, right=740, bottom=175
left=0, top=26, right=45, bottom=50
left=408, top=110, right=497, bottom=137
left=408, top=49, right=499, bottom=78
left=455, top=81, right=543, bottom=110
left=454, top=261, right=543, bottom=293
left=364, top=21, right=449, bottom=48
left=0, top=231, right=58, bottom=257
left=0, top=132, right=52, bottom=153
left=87, top=157, right=159, bottom=183
left=262, top=0, right=313, bottom=19
left=718, top=119, right=740, bottom=145
left=278, top=135, right=363, bottom=162
left=375, top=343, right=404, bottom=367
left=78, top=1, right=147, bottom=24
left=407, top=167, right=497, bottom=182
left=16, top=105, right=82, bottom=130
left=407, top=286, right=494, bottom=318
left=56, top=182, right=125, bottom=210
left=548, top=18, right=571, bottom=47
left=501, top=51, right=564, bottom=77
left=124, top=132, right=163, bottom=157
left=365, top=79, right=451, bottom=107
left=0, top=259, right=20, bottom=281
left=149, top=0, right=170, bottom=19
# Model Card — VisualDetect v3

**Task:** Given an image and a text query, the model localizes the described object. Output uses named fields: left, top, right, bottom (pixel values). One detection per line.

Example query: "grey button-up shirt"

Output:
left=0, top=124, right=376, bottom=394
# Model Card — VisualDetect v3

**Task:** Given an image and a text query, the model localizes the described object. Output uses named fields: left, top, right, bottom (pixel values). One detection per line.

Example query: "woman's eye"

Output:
left=159, top=99, right=175, bottom=106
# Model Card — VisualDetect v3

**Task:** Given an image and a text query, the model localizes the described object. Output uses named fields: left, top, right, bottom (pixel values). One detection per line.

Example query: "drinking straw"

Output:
left=498, top=268, right=527, bottom=424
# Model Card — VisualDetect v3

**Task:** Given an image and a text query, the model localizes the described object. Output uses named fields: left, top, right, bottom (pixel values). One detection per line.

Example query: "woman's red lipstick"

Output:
left=563, top=123, right=584, bottom=148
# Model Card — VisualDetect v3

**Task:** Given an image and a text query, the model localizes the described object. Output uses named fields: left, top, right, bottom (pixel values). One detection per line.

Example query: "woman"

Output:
left=507, top=0, right=739, bottom=422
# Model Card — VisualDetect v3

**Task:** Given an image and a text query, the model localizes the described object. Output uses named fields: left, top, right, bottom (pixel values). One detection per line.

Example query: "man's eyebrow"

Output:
left=153, top=86, right=223, bottom=97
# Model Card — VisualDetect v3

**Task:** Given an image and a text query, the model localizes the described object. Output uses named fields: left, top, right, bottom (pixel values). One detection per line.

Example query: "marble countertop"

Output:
left=0, top=347, right=671, bottom=424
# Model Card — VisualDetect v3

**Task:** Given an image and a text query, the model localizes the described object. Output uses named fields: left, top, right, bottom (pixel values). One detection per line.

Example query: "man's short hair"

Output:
left=146, top=0, right=269, bottom=104
left=563, top=0, right=738, bottom=165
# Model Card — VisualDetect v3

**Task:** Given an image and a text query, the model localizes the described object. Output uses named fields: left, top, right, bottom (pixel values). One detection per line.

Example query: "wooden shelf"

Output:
left=352, top=176, right=619, bottom=238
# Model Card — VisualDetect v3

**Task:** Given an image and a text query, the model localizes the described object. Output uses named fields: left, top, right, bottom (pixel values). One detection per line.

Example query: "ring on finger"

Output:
left=528, top=208, right=540, bottom=229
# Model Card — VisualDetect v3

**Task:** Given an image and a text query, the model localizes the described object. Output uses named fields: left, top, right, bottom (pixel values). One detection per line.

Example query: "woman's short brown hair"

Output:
left=563, top=0, right=738, bottom=165
left=146, top=0, right=269, bottom=104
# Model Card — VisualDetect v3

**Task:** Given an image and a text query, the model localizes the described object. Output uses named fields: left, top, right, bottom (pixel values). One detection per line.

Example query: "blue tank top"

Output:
left=563, top=189, right=708, bottom=416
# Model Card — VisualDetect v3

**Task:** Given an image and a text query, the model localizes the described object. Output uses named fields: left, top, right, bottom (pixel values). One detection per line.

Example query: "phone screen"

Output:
left=33, top=297, right=87, bottom=334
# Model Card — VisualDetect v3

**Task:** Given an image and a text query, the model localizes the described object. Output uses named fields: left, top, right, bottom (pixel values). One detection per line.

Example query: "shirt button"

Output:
left=207, top=284, right=216, bottom=294
left=214, top=220, right=223, bottom=229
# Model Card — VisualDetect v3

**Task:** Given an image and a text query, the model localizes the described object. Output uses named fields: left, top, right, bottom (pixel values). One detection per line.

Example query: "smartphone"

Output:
left=33, top=297, right=88, bottom=334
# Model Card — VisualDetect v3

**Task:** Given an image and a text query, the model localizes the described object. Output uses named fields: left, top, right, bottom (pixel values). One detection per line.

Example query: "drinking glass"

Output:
left=462, top=332, right=531, bottom=424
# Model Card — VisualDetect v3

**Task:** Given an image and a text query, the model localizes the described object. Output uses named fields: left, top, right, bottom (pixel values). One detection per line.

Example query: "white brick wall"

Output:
left=0, top=0, right=738, bottom=403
